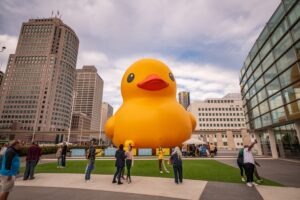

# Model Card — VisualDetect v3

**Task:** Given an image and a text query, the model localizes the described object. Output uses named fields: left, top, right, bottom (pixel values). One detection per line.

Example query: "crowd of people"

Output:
left=0, top=139, right=264, bottom=199
left=182, top=143, right=217, bottom=157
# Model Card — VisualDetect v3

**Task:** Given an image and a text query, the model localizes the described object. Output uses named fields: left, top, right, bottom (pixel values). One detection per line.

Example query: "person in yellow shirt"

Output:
left=158, top=147, right=169, bottom=174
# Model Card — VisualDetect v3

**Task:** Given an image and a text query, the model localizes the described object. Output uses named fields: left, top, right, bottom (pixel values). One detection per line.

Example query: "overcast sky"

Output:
left=0, top=0, right=281, bottom=110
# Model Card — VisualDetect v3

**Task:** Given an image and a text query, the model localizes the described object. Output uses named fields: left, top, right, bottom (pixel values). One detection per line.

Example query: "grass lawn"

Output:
left=30, top=159, right=282, bottom=186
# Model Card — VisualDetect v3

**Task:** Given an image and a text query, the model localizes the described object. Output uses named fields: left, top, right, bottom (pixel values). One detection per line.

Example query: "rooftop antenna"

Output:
left=51, top=10, right=54, bottom=17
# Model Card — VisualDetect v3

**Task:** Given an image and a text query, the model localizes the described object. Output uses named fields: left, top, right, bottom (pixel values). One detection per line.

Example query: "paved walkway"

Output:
left=218, top=159, right=300, bottom=187
left=12, top=173, right=300, bottom=200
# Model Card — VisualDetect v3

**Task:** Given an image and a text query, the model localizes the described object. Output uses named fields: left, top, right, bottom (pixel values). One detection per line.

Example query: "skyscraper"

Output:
left=74, top=66, right=104, bottom=131
left=0, top=18, right=79, bottom=133
left=178, top=91, right=190, bottom=110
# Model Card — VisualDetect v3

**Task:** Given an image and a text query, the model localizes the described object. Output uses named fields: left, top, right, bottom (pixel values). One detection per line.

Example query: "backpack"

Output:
left=237, top=148, right=244, bottom=164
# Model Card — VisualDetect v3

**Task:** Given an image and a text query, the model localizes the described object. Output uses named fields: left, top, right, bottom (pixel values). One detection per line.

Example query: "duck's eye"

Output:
left=169, top=73, right=175, bottom=81
left=127, top=73, right=135, bottom=83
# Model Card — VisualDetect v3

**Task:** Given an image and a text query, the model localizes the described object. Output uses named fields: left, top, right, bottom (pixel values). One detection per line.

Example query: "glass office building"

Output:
left=240, top=0, right=300, bottom=159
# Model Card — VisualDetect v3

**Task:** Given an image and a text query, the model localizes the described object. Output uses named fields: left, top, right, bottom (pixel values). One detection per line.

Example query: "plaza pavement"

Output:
left=12, top=173, right=300, bottom=200
left=218, top=158, right=300, bottom=187
left=15, top=154, right=300, bottom=200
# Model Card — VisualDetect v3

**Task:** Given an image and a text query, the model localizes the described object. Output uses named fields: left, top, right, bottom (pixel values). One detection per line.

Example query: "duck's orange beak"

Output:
left=137, top=74, right=169, bottom=91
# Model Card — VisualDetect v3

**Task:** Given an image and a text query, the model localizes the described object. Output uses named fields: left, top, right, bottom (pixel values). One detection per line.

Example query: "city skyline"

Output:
left=0, top=0, right=281, bottom=109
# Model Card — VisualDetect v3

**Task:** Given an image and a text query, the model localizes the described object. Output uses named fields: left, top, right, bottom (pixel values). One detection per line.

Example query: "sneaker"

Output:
left=117, top=182, right=123, bottom=185
left=166, top=171, right=170, bottom=174
left=160, top=171, right=163, bottom=174
left=112, top=180, right=117, bottom=183
left=252, top=182, right=258, bottom=186
left=241, top=177, right=246, bottom=182
left=246, top=183, right=253, bottom=187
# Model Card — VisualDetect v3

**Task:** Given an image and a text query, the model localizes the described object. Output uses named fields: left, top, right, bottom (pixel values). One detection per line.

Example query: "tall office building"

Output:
left=178, top=91, right=190, bottom=110
left=0, top=18, right=79, bottom=132
left=100, top=102, right=113, bottom=145
left=240, top=0, right=300, bottom=158
left=0, top=71, right=4, bottom=87
left=74, top=66, right=104, bottom=132
left=189, top=93, right=255, bottom=150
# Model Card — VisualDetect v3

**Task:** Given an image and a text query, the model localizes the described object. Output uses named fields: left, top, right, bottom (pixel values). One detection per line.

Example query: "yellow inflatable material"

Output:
left=105, top=58, right=196, bottom=148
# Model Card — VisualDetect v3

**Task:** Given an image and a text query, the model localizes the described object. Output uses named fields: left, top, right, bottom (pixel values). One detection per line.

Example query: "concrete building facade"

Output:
left=189, top=93, right=256, bottom=150
left=100, top=102, right=113, bottom=145
left=71, top=112, right=91, bottom=131
left=74, top=66, right=103, bottom=132
left=0, top=18, right=79, bottom=134
left=178, top=91, right=190, bottom=110
left=240, top=0, right=300, bottom=159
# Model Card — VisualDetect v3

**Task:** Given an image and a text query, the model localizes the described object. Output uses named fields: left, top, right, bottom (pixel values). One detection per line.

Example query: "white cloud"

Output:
left=0, top=34, right=18, bottom=71
left=0, top=0, right=281, bottom=111
left=76, top=51, right=240, bottom=109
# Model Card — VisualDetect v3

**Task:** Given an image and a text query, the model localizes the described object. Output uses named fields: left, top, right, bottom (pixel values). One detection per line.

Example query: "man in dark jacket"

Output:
left=112, top=144, right=126, bottom=184
left=61, top=142, right=67, bottom=167
left=23, top=142, right=42, bottom=180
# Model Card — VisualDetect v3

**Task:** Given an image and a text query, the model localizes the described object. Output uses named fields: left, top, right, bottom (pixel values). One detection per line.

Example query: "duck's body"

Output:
left=105, top=58, right=196, bottom=148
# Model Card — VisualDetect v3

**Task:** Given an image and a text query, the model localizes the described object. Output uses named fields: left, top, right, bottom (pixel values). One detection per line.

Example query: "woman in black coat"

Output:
left=112, top=144, right=126, bottom=184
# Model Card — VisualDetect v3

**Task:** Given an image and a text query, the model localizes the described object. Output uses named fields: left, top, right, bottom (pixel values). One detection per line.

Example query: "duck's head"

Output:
left=121, top=58, right=176, bottom=101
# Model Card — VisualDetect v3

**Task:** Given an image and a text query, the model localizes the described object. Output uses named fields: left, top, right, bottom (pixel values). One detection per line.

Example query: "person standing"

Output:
left=0, top=140, right=21, bottom=200
left=125, top=144, right=134, bottom=183
left=0, top=143, right=8, bottom=168
left=85, top=140, right=96, bottom=182
left=56, top=146, right=63, bottom=168
left=61, top=142, right=67, bottom=168
left=237, top=147, right=245, bottom=182
left=112, top=144, right=126, bottom=185
left=158, top=147, right=169, bottom=174
left=23, top=142, right=42, bottom=180
left=243, top=140, right=258, bottom=187
left=181, top=145, right=187, bottom=157
left=170, top=146, right=183, bottom=184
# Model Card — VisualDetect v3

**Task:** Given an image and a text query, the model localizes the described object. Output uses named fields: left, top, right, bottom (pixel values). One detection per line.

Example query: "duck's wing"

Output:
left=104, top=115, right=115, bottom=139
left=189, top=113, right=196, bottom=130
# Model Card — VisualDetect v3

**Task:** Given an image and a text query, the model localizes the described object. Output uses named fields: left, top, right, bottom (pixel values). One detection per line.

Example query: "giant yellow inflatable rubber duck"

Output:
left=105, top=58, right=196, bottom=148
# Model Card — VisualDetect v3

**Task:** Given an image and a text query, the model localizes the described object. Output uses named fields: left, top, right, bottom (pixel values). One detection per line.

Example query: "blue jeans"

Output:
left=85, top=160, right=95, bottom=180
left=24, top=160, right=37, bottom=180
